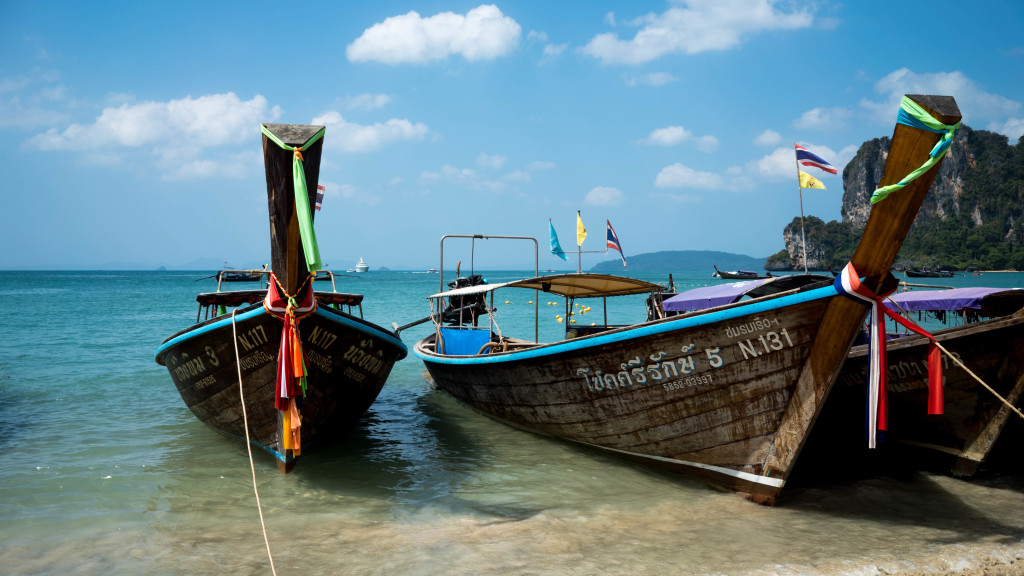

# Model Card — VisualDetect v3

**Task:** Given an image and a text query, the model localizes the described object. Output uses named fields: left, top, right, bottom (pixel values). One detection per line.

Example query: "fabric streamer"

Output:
left=870, top=96, right=961, bottom=204
left=263, top=272, right=317, bottom=451
left=834, top=262, right=944, bottom=448
left=261, top=124, right=326, bottom=272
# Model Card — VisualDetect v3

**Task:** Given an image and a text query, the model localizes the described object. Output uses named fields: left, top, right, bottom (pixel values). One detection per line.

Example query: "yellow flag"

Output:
left=576, top=211, right=587, bottom=246
left=798, top=170, right=827, bottom=190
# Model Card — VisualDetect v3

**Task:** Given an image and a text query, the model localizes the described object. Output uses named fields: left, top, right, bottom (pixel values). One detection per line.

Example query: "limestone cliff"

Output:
left=777, top=126, right=1024, bottom=271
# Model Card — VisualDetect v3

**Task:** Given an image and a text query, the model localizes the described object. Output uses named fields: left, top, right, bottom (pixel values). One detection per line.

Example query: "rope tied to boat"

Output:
left=260, top=124, right=325, bottom=271
left=264, top=271, right=317, bottom=453
left=870, top=96, right=961, bottom=205
left=834, top=262, right=944, bottom=449
left=230, top=308, right=278, bottom=575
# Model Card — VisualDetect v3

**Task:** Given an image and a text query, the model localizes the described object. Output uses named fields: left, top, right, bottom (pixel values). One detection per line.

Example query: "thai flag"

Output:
left=315, top=184, right=325, bottom=211
left=606, top=220, right=626, bottom=268
left=795, top=144, right=837, bottom=174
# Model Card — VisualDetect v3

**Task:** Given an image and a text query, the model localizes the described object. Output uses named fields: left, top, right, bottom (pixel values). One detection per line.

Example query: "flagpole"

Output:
left=795, top=144, right=808, bottom=274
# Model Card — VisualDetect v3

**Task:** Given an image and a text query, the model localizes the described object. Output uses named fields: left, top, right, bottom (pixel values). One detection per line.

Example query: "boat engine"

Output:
left=442, top=275, right=489, bottom=326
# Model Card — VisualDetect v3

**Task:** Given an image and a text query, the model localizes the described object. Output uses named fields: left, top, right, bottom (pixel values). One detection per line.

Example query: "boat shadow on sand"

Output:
left=782, top=441, right=1024, bottom=543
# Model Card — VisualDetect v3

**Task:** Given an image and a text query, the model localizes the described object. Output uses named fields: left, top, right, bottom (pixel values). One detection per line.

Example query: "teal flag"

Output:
left=549, top=219, right=567, bottom=261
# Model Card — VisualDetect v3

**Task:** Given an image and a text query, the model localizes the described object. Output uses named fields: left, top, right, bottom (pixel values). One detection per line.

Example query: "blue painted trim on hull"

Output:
left=155, top=305, right=407, bottom=362
left=415, top=284, right=841, bottom=365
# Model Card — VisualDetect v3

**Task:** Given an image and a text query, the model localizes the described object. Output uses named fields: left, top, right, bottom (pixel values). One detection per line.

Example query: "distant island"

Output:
left=591, top=250, right=767, bottom=273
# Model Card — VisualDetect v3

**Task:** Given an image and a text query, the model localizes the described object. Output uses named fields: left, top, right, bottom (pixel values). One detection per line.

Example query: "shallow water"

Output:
left=1, top=270, right=1023, bottom=575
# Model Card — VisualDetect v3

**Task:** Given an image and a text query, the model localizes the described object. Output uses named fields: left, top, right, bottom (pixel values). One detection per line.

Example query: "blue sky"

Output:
left=2, top=1, right=1022, bottom=271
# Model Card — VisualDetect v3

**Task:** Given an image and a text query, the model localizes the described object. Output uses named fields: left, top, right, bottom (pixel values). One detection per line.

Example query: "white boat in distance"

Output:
left=355, top=257, right=369, bottom=273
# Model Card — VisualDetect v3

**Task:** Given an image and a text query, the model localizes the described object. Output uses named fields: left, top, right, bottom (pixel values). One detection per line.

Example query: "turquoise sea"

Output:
left=2, top=269, right=1024, bottom=575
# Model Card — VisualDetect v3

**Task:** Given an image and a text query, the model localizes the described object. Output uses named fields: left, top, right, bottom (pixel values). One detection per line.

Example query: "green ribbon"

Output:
left=261, top=124, right=326, bottom=271
left=870, top=96, right=961, bottom=205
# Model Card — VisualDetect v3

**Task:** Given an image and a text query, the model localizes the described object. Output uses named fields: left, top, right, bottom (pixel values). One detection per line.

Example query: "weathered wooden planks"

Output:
left=417, top=94, right=963, bottom=504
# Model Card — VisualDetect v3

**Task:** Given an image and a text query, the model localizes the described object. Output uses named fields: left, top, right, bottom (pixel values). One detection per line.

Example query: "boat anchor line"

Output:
left=581, top=442, right=786, bottom=489
left=230, top=309, right=279, bottom=576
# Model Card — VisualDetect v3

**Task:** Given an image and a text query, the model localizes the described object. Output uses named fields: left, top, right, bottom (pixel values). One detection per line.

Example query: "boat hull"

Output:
left=156, top=304, right=406, bottom=467
left=417, top=286, right=851, bottom=503
left=826, top=313, right=1024, bottom=475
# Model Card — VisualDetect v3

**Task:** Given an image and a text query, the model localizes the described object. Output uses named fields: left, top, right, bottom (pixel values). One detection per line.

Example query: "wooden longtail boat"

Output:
left=713, top=265, right=772, bottom=280
left=413, top=95, right=961, bottom=504
left=665, top=280, right=1024, bottom=478
left=825, top=286, right=1024, bottom=477
left=155, top=123, right=407, bottom=471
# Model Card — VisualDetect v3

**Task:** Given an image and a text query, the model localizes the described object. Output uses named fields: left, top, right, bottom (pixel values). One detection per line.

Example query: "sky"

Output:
left=2, top=1, right=1022, bottom=271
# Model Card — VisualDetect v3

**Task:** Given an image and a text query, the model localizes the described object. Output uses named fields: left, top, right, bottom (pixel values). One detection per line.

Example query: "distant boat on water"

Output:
left=712, top=265, right=771, bottom=280
left=355, top=257, right=369, bottom=273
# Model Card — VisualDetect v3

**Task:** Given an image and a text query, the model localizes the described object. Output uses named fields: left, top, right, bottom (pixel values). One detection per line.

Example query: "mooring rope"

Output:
left=886, top=296, right=1024, bottom=421
left=231, top=309, right=278, bottom=576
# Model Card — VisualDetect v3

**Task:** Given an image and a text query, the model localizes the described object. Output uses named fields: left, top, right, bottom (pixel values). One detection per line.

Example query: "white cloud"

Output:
left=314, top=181, right=381, bottom=206
left=418, top=164, right=506, bottom=192
left=476, top=152, right=507, bottom=169
left=625, top=72, right=678, bottom=87
left=640, top=125, right=718, bottom=151
left=163, top=149, right=261, bottom=182
left=860, top=68, right=1021, bottom=128
left=793, top=106, right=851, bottom=131
left=25, top=93, right=283, bottom=179
left=643, top=126, right=690, bottom=146
left=753, top=129, right=781, bottom=146
left=695, top=135, right=719, bottom=153
left=543, top=43, right=569, bottom=57
left=312, top=110, right=429, bottom=153
left=990, top=117, right=1024, bottom=142
left=504, top=170, right=530, bottom=182
left=582, top=0, right=813, bottom=65
left=605, top=12, right=617, bottom=27
left=585, top=186, right=624, bottom=206
left=527, top=30, right=549, bottom=42
left=27, top=93, right=279, bottom=152
left=527, top=160, right=555, bottom=170
left=752, top=143, right=844, bottom=181
left=342, top=93, right=392, bottom=111
left=654, top=163, right=722, bottom=189
left=346, top=5, right=521, bottom=64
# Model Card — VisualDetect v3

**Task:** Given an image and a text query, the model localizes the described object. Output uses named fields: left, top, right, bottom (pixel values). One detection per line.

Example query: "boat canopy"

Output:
left=663, top=274, right=831, bottom=313
left=428, top=273, right=665, bottom=300
left=885, top=287, right=1024, bottom=317
left=197, top=290, right=364, bottom=308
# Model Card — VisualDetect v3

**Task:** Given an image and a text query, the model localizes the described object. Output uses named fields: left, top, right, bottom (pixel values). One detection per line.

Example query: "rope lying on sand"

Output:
left=232, top=309, right=278, bottom=576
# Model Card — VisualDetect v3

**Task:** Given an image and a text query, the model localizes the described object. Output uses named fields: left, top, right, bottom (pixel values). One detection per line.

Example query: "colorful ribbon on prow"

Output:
left=260, top=124, right=326, bottom=272
left=263, top=272, right=318, bottom=453
left=834, top=263, right=944, bottom=448
left=870, top=96, right=961, bottom=205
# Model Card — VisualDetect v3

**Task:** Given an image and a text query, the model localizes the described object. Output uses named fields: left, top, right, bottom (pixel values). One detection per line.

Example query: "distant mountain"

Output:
left=769, top=126, right=1024, bottom=271
left=591, top=250, right=767, bottom=272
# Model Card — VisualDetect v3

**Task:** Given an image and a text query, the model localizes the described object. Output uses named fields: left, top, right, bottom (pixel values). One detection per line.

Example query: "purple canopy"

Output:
left=662, top=279, right=773, bottom=312
left=885, top=287, right=1022, bottom=312
left=662, top=274, right=832, bottom=313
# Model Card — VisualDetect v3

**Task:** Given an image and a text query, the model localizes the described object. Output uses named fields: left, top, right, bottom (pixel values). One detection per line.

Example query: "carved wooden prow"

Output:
left=755, top=95, right=962, bottom=505
left=262, top=123, right=325, bottom=295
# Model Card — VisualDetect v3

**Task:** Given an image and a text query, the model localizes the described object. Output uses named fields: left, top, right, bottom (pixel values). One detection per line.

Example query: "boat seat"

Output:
left=439, top=327, right=492, bottom=356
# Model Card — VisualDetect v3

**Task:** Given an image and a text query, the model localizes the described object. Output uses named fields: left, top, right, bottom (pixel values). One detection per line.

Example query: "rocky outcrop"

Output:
left=840, top=126, right=971, bottom=230
left=782, top=219, right=825, bottom=270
